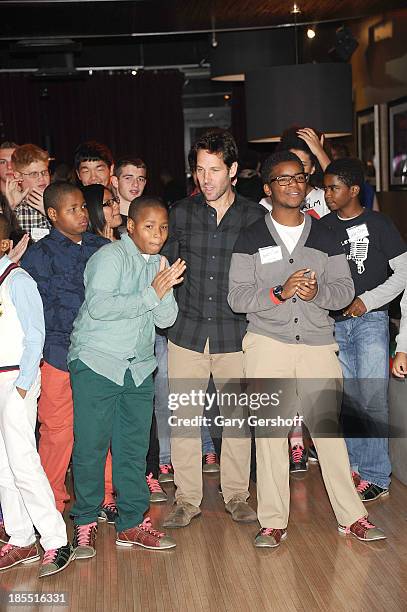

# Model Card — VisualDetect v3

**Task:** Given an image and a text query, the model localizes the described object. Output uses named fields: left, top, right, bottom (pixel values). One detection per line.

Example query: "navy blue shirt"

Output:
left=21, top=228, right=108, bottom=371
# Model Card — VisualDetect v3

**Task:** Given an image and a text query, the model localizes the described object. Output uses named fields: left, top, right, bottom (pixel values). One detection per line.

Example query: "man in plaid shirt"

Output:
left=8, top=144, right=51, bottom=239
left=162, top=129, right=265, bottom=528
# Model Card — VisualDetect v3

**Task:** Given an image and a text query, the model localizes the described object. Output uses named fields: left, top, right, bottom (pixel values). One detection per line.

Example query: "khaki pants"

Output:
left=243, top=332, right=367, bottom=529
left=168, top=340, right=251, bottom=506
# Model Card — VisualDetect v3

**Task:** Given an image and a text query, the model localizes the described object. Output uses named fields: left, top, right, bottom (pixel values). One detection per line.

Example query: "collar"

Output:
left=121, top=233, right=161, bottom=264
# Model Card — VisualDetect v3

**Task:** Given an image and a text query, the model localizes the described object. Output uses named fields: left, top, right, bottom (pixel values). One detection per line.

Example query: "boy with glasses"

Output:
left=8, top=144, right=51, bottom=239
left=229, top=150, right=386, bottom=547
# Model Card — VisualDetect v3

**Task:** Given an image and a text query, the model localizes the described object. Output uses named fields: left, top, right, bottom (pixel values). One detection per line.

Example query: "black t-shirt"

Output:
left=320, top=208, right=406, bottom=320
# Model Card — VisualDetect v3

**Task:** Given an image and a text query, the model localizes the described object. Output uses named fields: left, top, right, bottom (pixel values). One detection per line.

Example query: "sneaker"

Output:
left=225, top=497, right=257, bottom=523
left=0, top=522, right=9, bottom=544
left=357, top=480, right=389, bottom=502
left=0, top=542, right=40, bottom=570
left=146, top=473, right=168, bottom=503
left=158, top=464, right=174, bottom=484
left=162, top=502, right=201, bottom=528
left=73, top=522, right=97, bottom=559
left=39, top=543, right=75, bottom=578
left=289, top=445, right=308, bottom=473
left=116, top=517, right=176, bottom=550
left=98, top=503, right=118, bottom=524
left=307, top=445, right=319, bottom=463
left=352, top=471, right=361, bottom=487
left=202, top=453, right=220, bottom=473
left=338, top=517, right=386, bottom=541
left=255, top=528, right=287, bottom=548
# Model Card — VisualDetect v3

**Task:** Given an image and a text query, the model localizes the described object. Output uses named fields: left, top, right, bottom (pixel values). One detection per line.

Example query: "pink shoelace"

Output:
left=344, top=517, right=375, bottom=534
left=357, top=479, right=370, bottom=493
left=75, top=522, right=97, bottom=546
left=42, top=549, right=57, bottom=565
left=103, top=502, right=117, bottom=512
left=292, top=445, right=304, bottom=463
left=159, top=464, right=173, bottom=474
left=204, top=453, right=217, bottom=464
left=139, top=517, right=164, bottom=538
left=146, top=473, right=163, bottom=493
left=0, top=544, right=13, bottom=556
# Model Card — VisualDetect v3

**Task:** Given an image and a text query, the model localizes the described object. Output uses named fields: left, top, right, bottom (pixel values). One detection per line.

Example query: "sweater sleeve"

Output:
left=312, top=253, right=355, bottom=310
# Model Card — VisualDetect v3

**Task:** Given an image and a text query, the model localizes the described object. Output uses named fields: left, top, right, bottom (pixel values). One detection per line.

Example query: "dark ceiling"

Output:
left=0, top=0, right=405, bottom=107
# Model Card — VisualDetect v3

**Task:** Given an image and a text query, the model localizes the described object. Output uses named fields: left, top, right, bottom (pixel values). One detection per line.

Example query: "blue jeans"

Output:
left=335, top=311, right=391, bottom=488
left=154, top=335, right=215, bottom=465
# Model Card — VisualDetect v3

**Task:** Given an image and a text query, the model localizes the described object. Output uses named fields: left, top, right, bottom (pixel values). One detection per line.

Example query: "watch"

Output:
left=273, top=285, right=286, bottom=302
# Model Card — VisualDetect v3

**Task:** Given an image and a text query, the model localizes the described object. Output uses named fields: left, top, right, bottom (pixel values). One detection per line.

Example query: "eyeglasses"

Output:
left=20, top=169, right=50, bottom=180
left=269, top=173, right=309, bottom=186
left=102, top=195, right=120, bottom=207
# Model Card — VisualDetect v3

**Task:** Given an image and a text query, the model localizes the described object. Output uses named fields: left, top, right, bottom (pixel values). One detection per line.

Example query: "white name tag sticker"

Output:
left=346, top=224, right=369, bottom=241
left=31, top=228, right=50, bottom=242
left=259, top=245, right=283, bottom=264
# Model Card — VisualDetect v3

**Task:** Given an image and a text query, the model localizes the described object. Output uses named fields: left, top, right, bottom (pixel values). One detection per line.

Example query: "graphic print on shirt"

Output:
left=341, top=223, right=370, bottom=275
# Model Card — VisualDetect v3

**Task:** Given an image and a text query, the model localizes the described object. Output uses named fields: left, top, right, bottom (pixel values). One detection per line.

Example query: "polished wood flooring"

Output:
left=0, top=467, right=406, bottom=612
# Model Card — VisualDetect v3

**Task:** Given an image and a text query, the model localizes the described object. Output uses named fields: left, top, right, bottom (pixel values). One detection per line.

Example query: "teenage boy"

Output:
left=0, top=141, right=17, bottom=195
left=321, top=158, right=407, bottom=501
left=162, top=129, right=264, bottom=529
left=0, top=214, right=74, bottom=577
left=21, top=182, right=108, bottom=514
left=74, top=140, right=114, bottom=187
left=68, top=196, right=185, bottom=557
left=228, top=151, right=385, bottom=547
left=111, top=157, right=147, bottom=222
left=8, top=144, right=51, bottom=238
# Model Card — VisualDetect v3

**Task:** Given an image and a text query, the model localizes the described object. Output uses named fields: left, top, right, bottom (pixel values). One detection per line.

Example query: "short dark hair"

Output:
left=113, top=157, right=147, bottom=178
left=189, top=128, right=238, bottom=170
left=43, top=181, right=83, bottom=216
left=0, top=213, right=11, bottom=240
left=128, top=196, right=167, bottom=222
left=325, top=158, right=365, bottom=191
left=277, top=126, right=317, bottom=166
left=261, top=151, right=303, bottom=185
left=74, top=140, right=113, bottom=171
left=0, top=141, right=17, bottom=149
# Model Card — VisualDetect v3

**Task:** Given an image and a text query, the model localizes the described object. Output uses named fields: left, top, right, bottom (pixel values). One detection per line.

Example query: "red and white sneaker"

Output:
left=158, top=464, right=174, bottom=484
left=0, top=542, right=40, bottom=570
left=202, top=452, right=220, bottom=473
left=116, top=517, right=176, bottom=550
left=338, top=517, right=386, bottom=541
left=146, top=473, right=168, bottom=503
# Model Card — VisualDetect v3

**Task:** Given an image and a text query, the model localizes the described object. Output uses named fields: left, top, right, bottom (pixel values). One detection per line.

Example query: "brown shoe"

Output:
left=116, top=517, right=176, bottom=550
left=0, top=542, right=40, bottom=570
left=225, top=497, right=257, bottom=523
left=162, top=502, right=201, bottom=528
left=0, top=522, right=9, bottom=544
left=255, top=528, right=287, bottom=548
left=338, top=517, right=386, bottom=541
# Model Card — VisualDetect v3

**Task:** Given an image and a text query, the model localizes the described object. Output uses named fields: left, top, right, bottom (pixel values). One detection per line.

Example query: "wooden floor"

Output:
left=1, top=467, right=406, bottom=612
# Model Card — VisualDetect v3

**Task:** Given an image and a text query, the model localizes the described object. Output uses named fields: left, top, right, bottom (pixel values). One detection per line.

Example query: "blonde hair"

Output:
left=12, top=144, right=49, bottom=171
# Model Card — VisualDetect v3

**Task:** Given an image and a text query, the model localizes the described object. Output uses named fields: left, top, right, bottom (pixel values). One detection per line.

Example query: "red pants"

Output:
left=39, top=362, right=114, bottom=512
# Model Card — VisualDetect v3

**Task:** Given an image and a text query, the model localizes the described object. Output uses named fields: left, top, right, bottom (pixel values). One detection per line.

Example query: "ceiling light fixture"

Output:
left=307, top=27, right=316, bottom=39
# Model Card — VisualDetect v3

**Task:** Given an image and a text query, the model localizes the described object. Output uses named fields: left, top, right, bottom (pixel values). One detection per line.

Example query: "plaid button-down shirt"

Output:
left=162, top=192, right=265, bottom=354
left=15, top=200, right=51, bottom=235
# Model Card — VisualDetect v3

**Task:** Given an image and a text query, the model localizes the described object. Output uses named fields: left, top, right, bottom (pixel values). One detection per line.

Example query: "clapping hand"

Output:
left=151, top=257, right=186, bottom=300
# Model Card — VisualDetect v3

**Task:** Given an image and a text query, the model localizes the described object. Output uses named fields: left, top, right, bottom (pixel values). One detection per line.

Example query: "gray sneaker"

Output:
left=73, top=522, right=97, bottom=559
left=162, top=502, right=201, bottom=528
left=225, top=497, right=257, bottom=523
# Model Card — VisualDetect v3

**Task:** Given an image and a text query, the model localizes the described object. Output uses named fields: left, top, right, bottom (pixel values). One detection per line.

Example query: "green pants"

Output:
left=69, top=359, right=154, bottom=531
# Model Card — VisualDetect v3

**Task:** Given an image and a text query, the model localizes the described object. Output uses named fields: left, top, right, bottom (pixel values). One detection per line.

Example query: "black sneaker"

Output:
left=289, top=445, right=308, bottom=473
left=98, top=503, right=118, bottom=524
left=357, top=481, right=390, bottom=502
left=307, top=445, right=319, bottom=464
left=39, top=543, right=75, bottom=578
